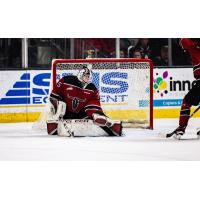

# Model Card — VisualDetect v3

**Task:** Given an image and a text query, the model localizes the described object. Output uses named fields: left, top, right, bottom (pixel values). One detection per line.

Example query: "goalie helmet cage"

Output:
left=50, top=58, right=153, bottom=129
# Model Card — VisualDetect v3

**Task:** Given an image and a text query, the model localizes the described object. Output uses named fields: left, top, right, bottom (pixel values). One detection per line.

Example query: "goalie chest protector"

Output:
left=52, top=75, right=100, bottom=113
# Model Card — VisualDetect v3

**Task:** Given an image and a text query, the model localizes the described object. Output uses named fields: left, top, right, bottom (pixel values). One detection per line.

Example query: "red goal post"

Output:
left=51, top=58, right=153, bottom=129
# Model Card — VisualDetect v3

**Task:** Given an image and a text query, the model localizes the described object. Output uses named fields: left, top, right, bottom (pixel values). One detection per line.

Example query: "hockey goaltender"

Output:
left=46, top=64, right=123, bottom=137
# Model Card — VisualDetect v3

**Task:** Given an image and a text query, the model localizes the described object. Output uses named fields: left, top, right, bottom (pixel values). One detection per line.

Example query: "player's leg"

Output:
left=170, top=80, right=200, bottom=138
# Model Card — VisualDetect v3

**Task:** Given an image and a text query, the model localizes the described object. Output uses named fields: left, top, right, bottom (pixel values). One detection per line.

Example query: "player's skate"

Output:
left=166, top=126, right=186, bottom=139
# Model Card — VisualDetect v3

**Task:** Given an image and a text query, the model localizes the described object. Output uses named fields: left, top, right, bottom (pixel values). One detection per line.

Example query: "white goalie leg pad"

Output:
left=63, top=119, right=108, bottom=137
left=93, top=113, right=113, bottom=127
left=93, top=113, right=122, bottom=136
left=57, top=120, right=74, bottom=137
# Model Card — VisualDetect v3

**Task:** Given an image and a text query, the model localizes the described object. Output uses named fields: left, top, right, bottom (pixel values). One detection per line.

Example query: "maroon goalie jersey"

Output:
left=180, top=38, right=200, bottom=78
left=50, top=75, right=103, bottom=118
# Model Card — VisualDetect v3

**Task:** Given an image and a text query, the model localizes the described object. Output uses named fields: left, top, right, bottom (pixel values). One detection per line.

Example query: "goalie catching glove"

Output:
left=48, top=99, right=66, bottom=121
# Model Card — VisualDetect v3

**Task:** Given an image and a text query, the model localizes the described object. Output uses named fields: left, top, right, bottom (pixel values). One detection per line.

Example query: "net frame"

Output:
left=51, top=58, right=154, bottom=129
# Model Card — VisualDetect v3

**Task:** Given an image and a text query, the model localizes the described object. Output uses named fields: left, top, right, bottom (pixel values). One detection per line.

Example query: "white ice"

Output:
left=0, top=118, right=200, bottom=160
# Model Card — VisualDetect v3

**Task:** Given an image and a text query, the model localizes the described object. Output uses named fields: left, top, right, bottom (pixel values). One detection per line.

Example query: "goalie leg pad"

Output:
left=93, top=113, right=111, bottom=126
left=99, top=121, right=122, bottom=137
left=57, top=120, right=74, bottom=137
left=46, top=120, right=58, bottom=135
left=110, top=121, right=122, bottom=136
left=46, top=120, right=74, bottom=137
left=93, top=113, right=122, bottom=136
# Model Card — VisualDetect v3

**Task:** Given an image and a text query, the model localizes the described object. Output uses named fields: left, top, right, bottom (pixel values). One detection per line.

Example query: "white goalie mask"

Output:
left=77, top=64, right=93, bottom=84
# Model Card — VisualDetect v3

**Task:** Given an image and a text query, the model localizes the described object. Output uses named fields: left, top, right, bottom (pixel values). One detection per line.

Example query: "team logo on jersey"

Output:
left=72, top=98, right=79, bottom=110
left=67, top=94, right=86, bottom=111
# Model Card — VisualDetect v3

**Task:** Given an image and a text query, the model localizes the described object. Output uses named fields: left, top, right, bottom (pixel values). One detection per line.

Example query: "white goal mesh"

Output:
left=33, top=58, right=153, bottom=130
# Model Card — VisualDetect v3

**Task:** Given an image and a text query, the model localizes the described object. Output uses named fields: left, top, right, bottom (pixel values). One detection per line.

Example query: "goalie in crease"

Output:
left=46, top=64, right=122, bottom=137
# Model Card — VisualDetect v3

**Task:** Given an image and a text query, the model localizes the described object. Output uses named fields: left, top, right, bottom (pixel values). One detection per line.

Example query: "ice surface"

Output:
left=0, top=118, right=200, bottom=160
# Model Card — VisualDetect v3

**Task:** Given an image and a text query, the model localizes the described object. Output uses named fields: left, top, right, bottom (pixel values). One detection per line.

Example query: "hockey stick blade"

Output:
left=166, top=132, right=174, bottom=138
left=159, top=131, right=175, bottom=138
left=158, top=132, right=171, bottom=138
left=177, top=134, right=200, bottom=140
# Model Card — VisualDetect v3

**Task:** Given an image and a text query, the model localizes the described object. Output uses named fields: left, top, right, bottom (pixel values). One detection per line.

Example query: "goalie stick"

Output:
left=163, top=105, right=200, bottom=139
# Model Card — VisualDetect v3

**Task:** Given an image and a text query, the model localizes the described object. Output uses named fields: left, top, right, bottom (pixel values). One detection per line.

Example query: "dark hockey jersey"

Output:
left=50, top=75, right=102, bottom=118
left=180, top=38, right=200, bottom=78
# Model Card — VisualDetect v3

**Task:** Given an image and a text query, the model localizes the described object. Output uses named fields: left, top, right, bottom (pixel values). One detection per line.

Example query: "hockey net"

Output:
left=34, top=58, right=153, bottom=130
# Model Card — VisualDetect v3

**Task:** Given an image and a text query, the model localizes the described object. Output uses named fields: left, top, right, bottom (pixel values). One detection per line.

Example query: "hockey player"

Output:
left=167, top=38, right=200, bottom=139
left=46, top=64, right=122, bottom=137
